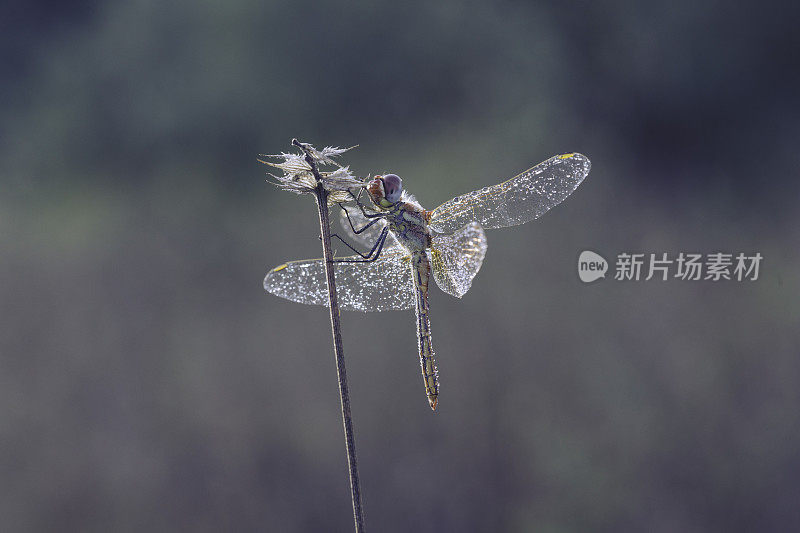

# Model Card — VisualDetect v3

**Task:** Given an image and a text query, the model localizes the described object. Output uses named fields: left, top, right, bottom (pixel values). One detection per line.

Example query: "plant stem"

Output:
left=294, top=139, right=365, bottom=532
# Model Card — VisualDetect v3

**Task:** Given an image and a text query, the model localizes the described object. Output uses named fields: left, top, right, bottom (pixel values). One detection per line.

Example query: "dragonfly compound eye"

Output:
left=382, top=174, right=402, bottom=203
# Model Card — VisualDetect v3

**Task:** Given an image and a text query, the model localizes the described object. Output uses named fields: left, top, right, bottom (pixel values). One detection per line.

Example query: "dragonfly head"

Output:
left=368, top=174, right=403, bottom=207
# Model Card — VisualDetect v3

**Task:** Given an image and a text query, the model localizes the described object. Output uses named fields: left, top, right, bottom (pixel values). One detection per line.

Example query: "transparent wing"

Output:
left=429, top=222, right=488, bottom=298
left=337, top=204, right=398, bottom=249
left=264, top=246, right=414, bottom=312
left=429, top=153, right=591, bottom=235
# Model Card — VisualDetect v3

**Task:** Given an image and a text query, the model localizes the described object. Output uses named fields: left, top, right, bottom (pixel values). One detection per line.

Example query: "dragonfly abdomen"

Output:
left=410, top=251, right=439, bottom=410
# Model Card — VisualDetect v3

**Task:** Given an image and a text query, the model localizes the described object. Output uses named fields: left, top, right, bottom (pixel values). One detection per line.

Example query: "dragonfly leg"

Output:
left=333, top=226, right=389, bottom=263
left=346, top=190, right=385, bottom=219
left=339, top=204, right=384, bottom=234
left=330, top=232, right=376, bottom=259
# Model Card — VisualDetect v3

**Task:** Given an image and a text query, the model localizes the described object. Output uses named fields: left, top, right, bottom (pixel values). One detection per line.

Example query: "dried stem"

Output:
left=292, top=139, right=365, bottom=532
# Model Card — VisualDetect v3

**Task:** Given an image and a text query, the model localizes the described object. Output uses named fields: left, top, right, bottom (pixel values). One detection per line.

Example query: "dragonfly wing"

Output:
left=264, top=246, right=414, bottom=311
left=428, top=153, right=590, bottom=235
left=429, top=222, right=488, bottom=298
left=337, top=204, right=398, bottom=249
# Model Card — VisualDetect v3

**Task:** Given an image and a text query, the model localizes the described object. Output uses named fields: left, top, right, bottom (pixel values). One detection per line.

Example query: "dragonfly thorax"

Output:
left=385, top=201, right=431, bottom=253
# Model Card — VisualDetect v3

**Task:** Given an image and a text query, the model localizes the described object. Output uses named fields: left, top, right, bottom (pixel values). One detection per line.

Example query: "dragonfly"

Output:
left=264, top=153, right=591, bottom=410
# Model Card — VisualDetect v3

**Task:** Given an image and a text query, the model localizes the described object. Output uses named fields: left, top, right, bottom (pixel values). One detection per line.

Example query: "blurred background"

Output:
left=2, top=0, right=799, bottom=531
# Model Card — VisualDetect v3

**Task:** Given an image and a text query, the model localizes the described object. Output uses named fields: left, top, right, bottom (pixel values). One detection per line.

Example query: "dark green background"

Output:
left=2, top=0, right=799, bottom=531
